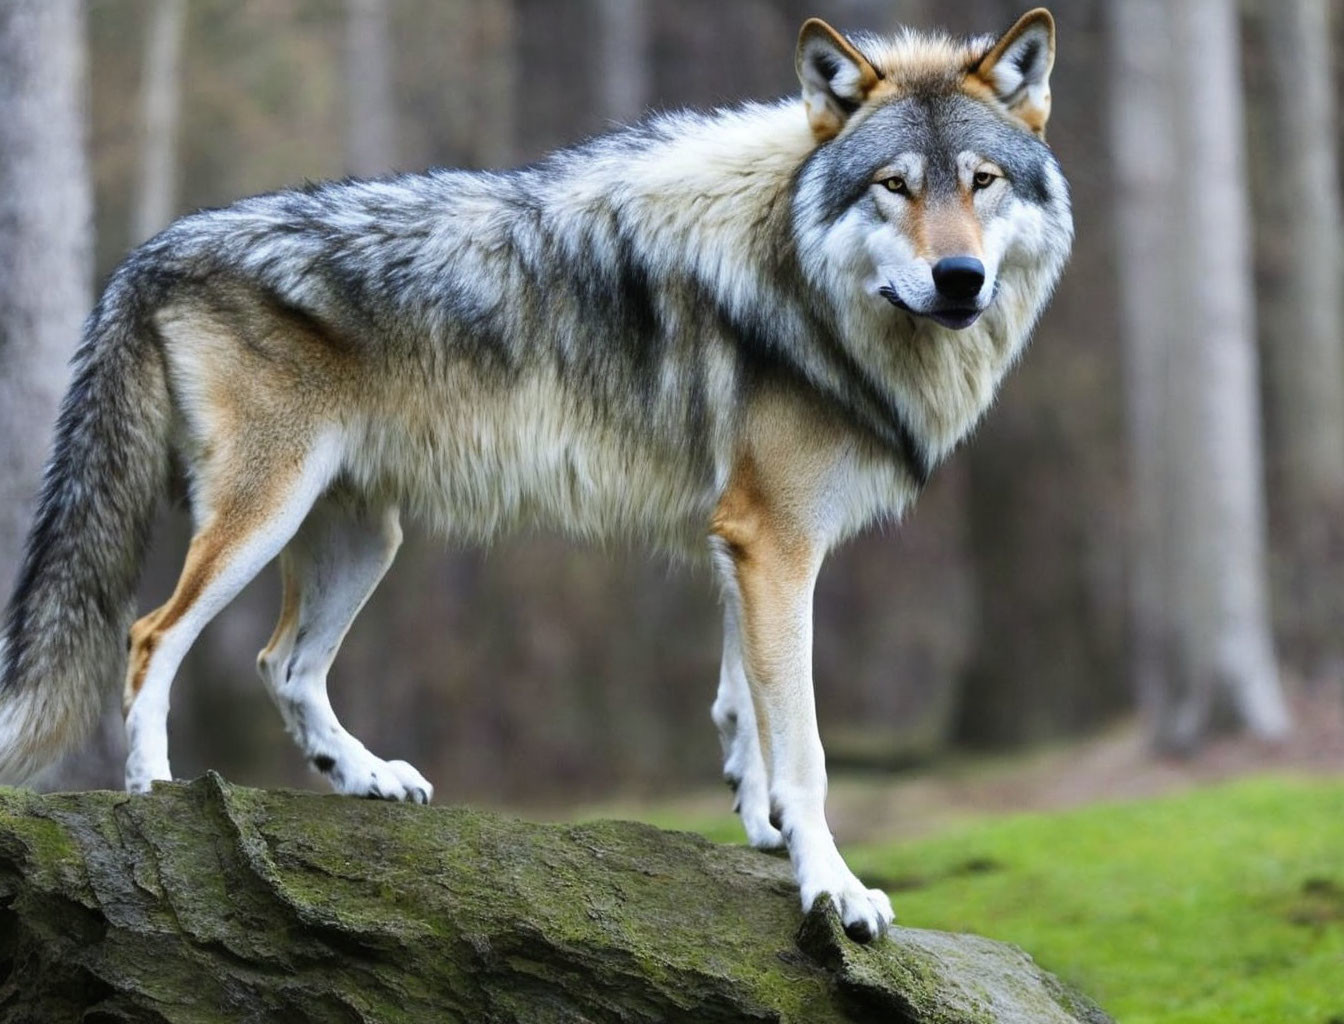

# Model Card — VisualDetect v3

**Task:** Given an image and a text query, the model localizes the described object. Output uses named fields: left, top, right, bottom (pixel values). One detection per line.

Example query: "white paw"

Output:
left=124, top=703, right=172, bottom=793
left=725, top=759, right=783, bottom=848
left=383, top=759, right=434, bottom=804
left=124, top=752, right=172, bottom=794
left=801, top=872, right=895, bottom=943
left=743, top=811, right=787, bottom=851
left=736, top=779, right=784, bottom=843
left=318, top=750, right=433, bottom=804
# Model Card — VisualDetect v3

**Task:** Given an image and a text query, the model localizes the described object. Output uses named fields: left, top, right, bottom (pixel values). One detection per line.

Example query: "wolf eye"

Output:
left=880, top=176, right=909, bottom=196
left=972, top=169, right=999, bottom=190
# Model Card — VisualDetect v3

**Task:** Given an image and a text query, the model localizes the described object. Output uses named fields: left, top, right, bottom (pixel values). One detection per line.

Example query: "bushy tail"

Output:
left=0, top=273, right=172, bottom=784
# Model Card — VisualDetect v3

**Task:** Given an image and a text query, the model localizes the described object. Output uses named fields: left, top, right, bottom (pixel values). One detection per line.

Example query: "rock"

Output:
left=0, top=773, right=1112, bottom=1023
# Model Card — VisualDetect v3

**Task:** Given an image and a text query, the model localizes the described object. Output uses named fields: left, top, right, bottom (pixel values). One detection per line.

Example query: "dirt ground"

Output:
left=589, top=677, right=1344, bottom=845
left=831, top=677, right=1344, bottom=843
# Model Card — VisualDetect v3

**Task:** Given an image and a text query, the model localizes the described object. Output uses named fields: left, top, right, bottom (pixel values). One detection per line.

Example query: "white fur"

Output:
left=257, top=500, right=432, bottom=803
left=795, top=153, right=1070, bottom=468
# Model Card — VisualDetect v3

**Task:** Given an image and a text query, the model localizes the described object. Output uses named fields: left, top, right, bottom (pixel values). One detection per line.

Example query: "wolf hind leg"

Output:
left=711, top=596, right=784, bottom=850
left=257, top=499, right=432, bottom=804
left=123, top=435, right=342, bottom=793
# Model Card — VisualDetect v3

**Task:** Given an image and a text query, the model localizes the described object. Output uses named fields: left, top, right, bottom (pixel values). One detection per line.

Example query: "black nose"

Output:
left=932, top=256, right=986, bottom=302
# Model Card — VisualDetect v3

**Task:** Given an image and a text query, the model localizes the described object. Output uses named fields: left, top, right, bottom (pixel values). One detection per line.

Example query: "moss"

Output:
left=1, top=776, right=1110, bottom=1023
left=0, top=807, right=79, bottom=869
left=837, top=776, right=1344, bottom=1024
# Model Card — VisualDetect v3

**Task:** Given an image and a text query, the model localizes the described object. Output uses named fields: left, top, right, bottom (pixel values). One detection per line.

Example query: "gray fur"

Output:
left=0, top=21, right=1071, bottom=801
left=0, top=270, right=172, bottom=781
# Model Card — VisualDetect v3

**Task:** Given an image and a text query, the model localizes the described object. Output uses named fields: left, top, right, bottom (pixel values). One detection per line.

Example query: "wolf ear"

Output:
left=973, top=8, right=1055, bottom=138
left=796, top=18, right=881, bottom=142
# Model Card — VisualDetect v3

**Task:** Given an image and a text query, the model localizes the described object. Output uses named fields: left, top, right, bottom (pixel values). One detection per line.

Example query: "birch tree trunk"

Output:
left=0, top=0, right=91, bottom=598
left=1245, top=0, right=1344, bottom=678
left=131, top=0, right=186, bottom=242
left=344, top=0, right=398, bottom=176
left=1163, top=0, right=1289, bottom=745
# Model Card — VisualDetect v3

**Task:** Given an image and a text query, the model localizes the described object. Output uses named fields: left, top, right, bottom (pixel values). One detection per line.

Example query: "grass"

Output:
left=619, top=776, right=1344, bottom=1024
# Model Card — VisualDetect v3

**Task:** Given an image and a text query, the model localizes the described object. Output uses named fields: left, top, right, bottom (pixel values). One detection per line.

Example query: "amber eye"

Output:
left=972, top=169, right=999, bottom=190
left=881, top=176, right=909, bottom=197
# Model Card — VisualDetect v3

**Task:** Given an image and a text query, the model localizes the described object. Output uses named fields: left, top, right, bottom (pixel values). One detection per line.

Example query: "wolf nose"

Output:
left=932, top=257, right=985, bottom=301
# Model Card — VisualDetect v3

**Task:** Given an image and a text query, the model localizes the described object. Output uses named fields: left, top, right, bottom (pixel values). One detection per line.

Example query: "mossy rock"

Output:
left=0, top=773, right=1111, bottom=1023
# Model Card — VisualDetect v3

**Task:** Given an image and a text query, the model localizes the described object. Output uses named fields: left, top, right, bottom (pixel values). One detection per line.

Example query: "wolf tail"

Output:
left=0, top=267, right=173, bottom=784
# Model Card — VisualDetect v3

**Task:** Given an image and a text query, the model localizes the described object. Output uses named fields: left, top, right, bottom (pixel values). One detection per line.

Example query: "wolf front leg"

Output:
left=709, top=522, right=893, bottom=943
left=711, top=595, right=785, bottom=850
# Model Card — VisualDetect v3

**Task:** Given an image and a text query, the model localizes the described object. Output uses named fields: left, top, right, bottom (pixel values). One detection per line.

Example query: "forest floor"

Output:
left=574, top=679, right=1344, bottom=1024
left=578, top=676, right=1344, bottom=847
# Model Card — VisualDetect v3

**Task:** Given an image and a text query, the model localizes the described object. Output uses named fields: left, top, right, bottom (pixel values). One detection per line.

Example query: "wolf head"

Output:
left=792, top=9, right=1071, bottom=335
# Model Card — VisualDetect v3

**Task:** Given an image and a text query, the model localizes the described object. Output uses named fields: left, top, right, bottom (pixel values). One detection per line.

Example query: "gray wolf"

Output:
left=0, top=8, right=1070, bottom=942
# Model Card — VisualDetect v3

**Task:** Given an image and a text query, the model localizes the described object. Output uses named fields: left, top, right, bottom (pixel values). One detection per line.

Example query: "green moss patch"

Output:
left=841, top=776, right=1344, bottom=1024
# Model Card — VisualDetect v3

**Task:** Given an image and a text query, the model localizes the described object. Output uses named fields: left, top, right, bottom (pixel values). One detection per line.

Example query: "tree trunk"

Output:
left=1163, top=0, right=1289, bottom=746
left=952, top=0, right=1128, bottom=748
left=0, top=1, right=114, bottom=790
left=0, top=1, right=123, bottom=791
left=344, top=0, right=398, bottom=177
left=131, top=0, right=185, bottom=243
left=1106, top=0, right=1179, bottom=731
left=473, top=0, right=517, bottom=168
left=0, top=774, right=1113, bottom=1023
left=1245, top=0, right=1344, bottom=679
left=0, top=0, right=91, bottom=596
left=594, top=0, right=650, bottom=124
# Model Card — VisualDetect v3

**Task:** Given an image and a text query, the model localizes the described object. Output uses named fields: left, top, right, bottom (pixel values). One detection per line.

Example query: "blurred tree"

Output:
left=595, top=0, right=650, bottom=123
left=345, top=0, right=398, bottom=176
left=0, top=0, right=118, bottom=788
left=0, top=0, right=91, bottom=594
left=474, top=0, right=518, bottom=166
left=515, top=0, right=594, bottom=159
left=0, top=0, right=91, bottom=585
left=1159, top=0, right=1289, bottom=747
left=1107, top=0, right=1178, bottom=732
left=951, top=0, right=1129, bottom=748
left=131, top=0, right=185, bottom=243
left=1244, top=0, right=1344, bottom=680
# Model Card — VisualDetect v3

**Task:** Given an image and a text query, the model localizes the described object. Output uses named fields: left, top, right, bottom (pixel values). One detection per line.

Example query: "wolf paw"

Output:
left=124, top=752, right=172, bottom=794
left=318, top=750, right=434, bottom=804
left=726, top=767, right=784, bottom=850
left=741, top=804, right=786, bottom=850
left=802, top=873, right=895, bottom=943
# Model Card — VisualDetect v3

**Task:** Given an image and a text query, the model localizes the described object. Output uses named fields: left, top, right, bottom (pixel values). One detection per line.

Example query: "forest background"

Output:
left=2, top=0, right=1342, bottom=819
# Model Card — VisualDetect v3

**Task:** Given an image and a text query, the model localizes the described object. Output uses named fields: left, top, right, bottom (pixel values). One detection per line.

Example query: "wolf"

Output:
left=0, top=9, right=1070, bottom=941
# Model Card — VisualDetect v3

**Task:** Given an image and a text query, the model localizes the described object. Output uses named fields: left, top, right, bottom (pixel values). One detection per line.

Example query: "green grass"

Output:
left=628, top=776, right=1344, bottom=1024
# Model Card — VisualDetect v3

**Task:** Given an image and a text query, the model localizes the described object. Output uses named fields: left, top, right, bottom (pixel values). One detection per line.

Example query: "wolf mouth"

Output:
left=878, top=285, right=986, bottom=330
